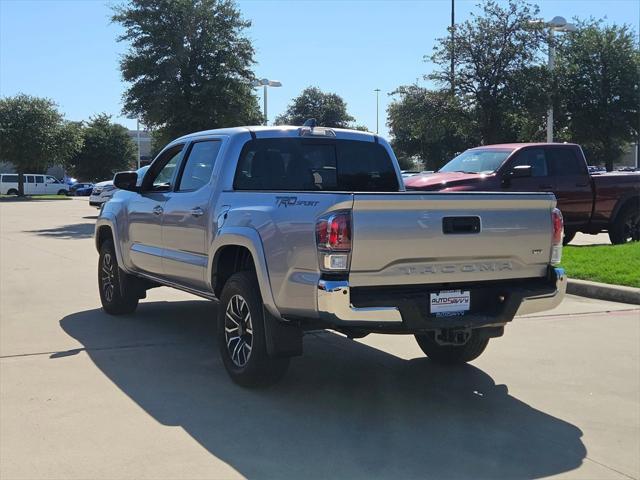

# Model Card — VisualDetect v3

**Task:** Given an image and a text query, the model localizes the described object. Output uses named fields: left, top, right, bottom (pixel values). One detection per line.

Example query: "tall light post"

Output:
left=374, top=88, right=381, bottom=134
left=136, top=119, right=141, bottom=169
left=252, top=78, right=282, bottom=125
left=536, top=16, right=577, bottom=142
left=450, top=0, right=455, bottom=94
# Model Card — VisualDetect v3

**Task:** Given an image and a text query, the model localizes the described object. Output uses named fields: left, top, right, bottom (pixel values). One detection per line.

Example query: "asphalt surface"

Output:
left=570, top=232, right=611, bottom=246
left=1, top=198, right=639, bottom=480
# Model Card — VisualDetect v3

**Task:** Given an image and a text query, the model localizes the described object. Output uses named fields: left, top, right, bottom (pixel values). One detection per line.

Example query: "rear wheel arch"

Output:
left=611, top=195, right=640, bottom=225
left=212, top=245, right=256, bottom=298
left=609, top=196, right=640, bottom=244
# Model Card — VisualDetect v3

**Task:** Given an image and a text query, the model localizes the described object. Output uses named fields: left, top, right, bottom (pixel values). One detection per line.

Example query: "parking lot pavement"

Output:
left=570, top=232, right=611, bottom=246
left=1, top=200, right=639, bottom=480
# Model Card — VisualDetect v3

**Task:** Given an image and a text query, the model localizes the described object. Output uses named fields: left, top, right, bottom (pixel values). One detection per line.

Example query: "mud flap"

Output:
left=263, top=308, right=303, bottom=358
left=118, top=268, right=147, bottom=300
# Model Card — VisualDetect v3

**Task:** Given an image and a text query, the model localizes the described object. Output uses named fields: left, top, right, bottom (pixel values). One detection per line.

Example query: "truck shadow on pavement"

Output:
left=26, top=223, right=95, bottom=239
left=57, top=300, right=586, bottom=479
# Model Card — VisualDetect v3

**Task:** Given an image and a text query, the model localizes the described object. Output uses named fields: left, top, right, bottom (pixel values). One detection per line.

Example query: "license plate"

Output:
left=430, top=290, right=470, bottom=314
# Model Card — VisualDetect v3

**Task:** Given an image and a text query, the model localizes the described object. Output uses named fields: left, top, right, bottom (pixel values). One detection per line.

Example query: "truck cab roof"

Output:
left=174, top=125, right=379, bottom=143
left=470, top=143, right=581, bottom=151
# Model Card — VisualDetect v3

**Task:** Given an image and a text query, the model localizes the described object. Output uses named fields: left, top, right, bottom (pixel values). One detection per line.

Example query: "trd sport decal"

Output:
left=275, top=196, right=320, bottom=208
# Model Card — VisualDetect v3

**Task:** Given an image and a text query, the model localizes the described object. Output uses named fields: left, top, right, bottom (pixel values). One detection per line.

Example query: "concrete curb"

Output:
left=567, top=279, right=640, bottom=305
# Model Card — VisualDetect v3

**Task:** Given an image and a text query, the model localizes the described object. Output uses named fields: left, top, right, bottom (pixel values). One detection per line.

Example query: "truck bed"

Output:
left=591, top=172, right=640, bottom=225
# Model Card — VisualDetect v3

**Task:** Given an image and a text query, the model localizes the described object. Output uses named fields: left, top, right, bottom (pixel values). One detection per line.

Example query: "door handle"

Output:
left=153, top=205, right=163, bottom=215
left=539, top=184, right=553, bottom=190
left=191, top=207, right=204, bottom=217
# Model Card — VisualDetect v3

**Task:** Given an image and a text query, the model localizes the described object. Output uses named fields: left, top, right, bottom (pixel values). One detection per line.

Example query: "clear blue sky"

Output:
left=1, top=0, right=638, bottom=138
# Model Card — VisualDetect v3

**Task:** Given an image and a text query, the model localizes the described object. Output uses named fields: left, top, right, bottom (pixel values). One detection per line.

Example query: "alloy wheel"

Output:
left=624, top=213, right=640, bottom=242
left=224, top=294, right=253, bottom=367
left=101, top=253, right=116, bottom=303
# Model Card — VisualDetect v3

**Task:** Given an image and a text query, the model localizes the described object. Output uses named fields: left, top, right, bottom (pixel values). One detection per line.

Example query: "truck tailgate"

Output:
left=349, top=192, right=556, bottom=287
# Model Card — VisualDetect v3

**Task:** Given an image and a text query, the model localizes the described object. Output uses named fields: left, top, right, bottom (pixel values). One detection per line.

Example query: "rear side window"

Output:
left=177, top=140, right=222, bottom=191
left=2, top=175, right=18, bottom=183
left=26, top=175, right=34, bottom=183
left=547, top=148, right=585, bottom=176
left=233, top=138, right=399, bottom=191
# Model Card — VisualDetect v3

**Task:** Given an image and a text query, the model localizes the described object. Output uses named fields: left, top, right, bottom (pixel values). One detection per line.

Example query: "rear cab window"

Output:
left=546, top=147, right=586, bottom=176
left=233, top=138, right=399, bottom=191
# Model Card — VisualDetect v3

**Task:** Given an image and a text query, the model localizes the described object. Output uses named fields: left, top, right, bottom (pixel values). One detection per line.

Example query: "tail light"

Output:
left=551, top=208, right=563, bottom=265
left=316, top=211, right=351, bottom=271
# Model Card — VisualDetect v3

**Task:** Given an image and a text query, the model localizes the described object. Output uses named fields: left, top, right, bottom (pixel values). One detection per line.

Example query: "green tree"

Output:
left=556, top=21, right=640, bottom=171
left=502, top=65, right=550, bottom=142
left=68, top=114, right=137, bottom=181
left=429, top=0, right=546, bottom=144
left=275, top=87, right=356, bottom=128
left=0, top=94, right=82, bottom=195
left=388, top=86, right=478, bottom=170
left=112, top=0, right=262, bottom=148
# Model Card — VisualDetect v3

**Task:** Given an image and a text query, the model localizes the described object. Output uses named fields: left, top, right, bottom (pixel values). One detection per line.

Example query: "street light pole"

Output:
left=263, top=85, right=268, bottom=126
left=533, top=16, right=576, bottom=143
left=374, top=88, right=381, bottom=134
left=451, top=0, right=455, bottom=94
left=252, top=78, right=282, bottom=125
left=547, top=29, right=555, bottom=143
left=136, top=118, right=141, bottom=169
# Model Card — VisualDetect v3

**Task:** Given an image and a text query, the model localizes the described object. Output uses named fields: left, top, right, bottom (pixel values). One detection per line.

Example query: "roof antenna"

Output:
left=303, top=118, right=317, bottom=128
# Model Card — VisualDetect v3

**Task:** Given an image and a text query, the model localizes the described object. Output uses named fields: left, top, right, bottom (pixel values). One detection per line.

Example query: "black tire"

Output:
left=218, top=271, right=289, bottom=387
left=7, top=189, right=18, bottom=196
left=98, top=239, right=139, bottom=315
left=609, top=204, right=640, bottom=244
left=57, top=189, right=68, bottom=196
left=562, top=230, right=576, bottom=246
left=415, top=331, right=489, bottom=365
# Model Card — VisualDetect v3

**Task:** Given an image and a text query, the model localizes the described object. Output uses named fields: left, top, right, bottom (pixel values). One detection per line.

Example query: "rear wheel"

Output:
left=98, top=239, right=139, bottom=315
left=218, top=271, right=289, bottom=387
left=7, top=189, right=18, bottom=196
left=415, top=331, right=489, bottom=365
left=609, top=204, right=640, bottom=244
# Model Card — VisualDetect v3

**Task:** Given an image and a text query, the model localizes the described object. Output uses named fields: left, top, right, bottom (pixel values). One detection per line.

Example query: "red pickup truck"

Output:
left=404, top=143, right=640, bottom=245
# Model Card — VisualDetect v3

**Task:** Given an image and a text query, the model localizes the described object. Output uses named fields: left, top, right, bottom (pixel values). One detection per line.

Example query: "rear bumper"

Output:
left=514, top=267, right=566, bottom=315
left=317, top=267, right=566, bottom=331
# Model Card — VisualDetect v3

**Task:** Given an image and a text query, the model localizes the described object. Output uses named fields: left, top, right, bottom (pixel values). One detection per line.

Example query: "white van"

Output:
left=0, top=174, right=69, bottom=196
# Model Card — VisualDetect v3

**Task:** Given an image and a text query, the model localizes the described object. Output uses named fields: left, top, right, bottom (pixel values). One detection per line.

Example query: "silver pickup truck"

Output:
left=95, top=124, right=566, bottom=386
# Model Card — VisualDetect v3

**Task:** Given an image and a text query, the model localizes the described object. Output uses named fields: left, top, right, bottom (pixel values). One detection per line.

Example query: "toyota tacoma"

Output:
left=95, top=124, right=566, bottom=386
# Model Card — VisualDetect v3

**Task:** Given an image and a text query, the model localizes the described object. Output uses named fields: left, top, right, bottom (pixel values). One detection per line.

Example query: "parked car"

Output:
left=95, top=124, right=566, bottom=387
left=404, top=143, right=640, bottom=244
left=89, top=180, right=115, bottom=207
left=69, top=182, right=94, bottom=196
left=400, top=170, right=420, bottom=178
left=0, top=173, right=69, bottom=195
left=90, top=166, right=149, bottom=207
left=588, top=165, right=606, bottom=174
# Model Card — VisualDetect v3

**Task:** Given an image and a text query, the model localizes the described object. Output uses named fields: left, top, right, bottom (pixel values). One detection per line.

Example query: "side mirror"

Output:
left=113, top=171, right=139, bottom=192
left=508, top=165, right=533, bottom=179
